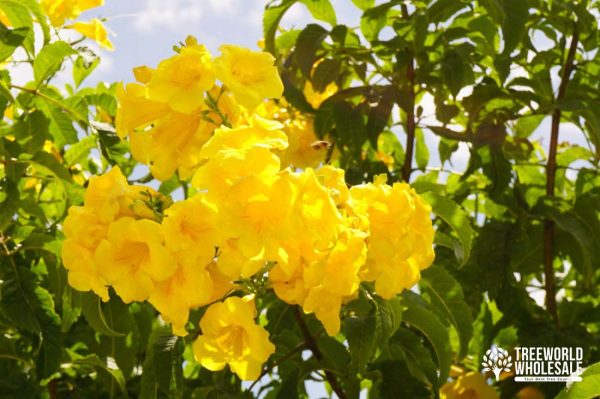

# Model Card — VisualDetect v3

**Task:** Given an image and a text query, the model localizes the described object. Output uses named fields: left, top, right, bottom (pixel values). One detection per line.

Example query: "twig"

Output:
left=247, top=342, right=306, bottom=392
left=543, top=24, right=579, bottom=328
left=400, top=5, right=415, bottom=183
left=292, top=306, right=347, bottom=399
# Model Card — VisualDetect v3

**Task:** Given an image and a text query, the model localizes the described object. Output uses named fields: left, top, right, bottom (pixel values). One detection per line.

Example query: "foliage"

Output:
left=0, top=1, right=598, bottom=399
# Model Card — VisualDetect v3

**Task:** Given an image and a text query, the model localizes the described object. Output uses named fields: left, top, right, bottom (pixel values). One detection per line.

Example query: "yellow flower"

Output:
left=214, top=45, right=283, bottom=109
left=83, top=166, right=130, bottom=222
left=95, top=217, right=176, bottom=303
left=147, top=36, right=215, bottom=113
left=41, top=0, right=104, bottom=26
left=191, top=115, right=288, bottom=197
left=149, top=260, right=234, bottom=336
left=130, top=110, right=212, bottom=181
left=348, top=179, right=434, bottom=299
left=303, top=81, right=337, bottom=109
left=160, top=194, right=222, bottom=266
left=316, top=165, right=349, bottom=206
left=115, top=83, right=171, bottom=139
left=192, top=296, right=275, bottom=381
left=279, top=118, right=327, bottom=169
left=62, top=206, right=109, bottom=301
left=440, top=372, right=499, bottom=399
left=69, top=19, right=114, bottom=50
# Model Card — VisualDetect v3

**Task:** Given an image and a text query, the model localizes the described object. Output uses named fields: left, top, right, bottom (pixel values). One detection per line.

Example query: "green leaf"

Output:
left=514, top=114, right=544, bottom=137
left=263, top=0, right=297, bottom=54
left=360, top=2, right=394, bottom=42
left=401, top=291, right=452, bottom=384
left=294, top=24, right=328, bottom=77
left=0, top=0, right=33, bottom=53
left=34, top=41, right=76, bottom=83
left=371, top=295, right=402, bottom=350
left=81, top=292, right=125, bottom=337
left=351, top=0, right=374, bottom=11
left=427, top=0, right=467, bottom=23
left=344, top=314, right=376, bottom=374
left=0, top=25, right=28, bottom=62
left=333, top=101, right=366, bottom=156
left=555, top=361, right=600, bottom=399
left=64, top=135, right=97, bottom=166
left=421, top=266, right=473, bottom=358
left=141, top=325, right=184, bottom=399
left=391, top=327, right=438, bottom=387
left=501, top=0, right=529, bottom=54
left=422, top=192, right=474, bottom=266
left=0, top=258, right=62, bottom=378
left=415, top=128, right=429, bottom=170
left=31, top=151, right=73, bottom=181
left=73, top=55, right=100, bottom=88
left=74, top=355, right=127, bottom=397
left=366, top=87, right=395, bottom=148
left=442, top=49, right=472, bottom=97
left=299, top=0, right=336, bottom=25
left=310, top=58, right=340, bottom=92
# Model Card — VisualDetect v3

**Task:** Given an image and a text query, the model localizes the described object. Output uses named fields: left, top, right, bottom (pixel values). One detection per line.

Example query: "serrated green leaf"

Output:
left=310, top=58, right=340, bottom=92
left=81, top=292, right=125, bottom=337
left=344, top=314, right=376, bottom=374
left=415, top=128, right=429, bottom=170
left=360, top=2, right=394, bottom=42
left=73, top=55, right=100, bottom=88
left=294, top=24, right=328, bottom=77
left=555, top=361, right=600, bottom=399
left=299, top=0, right=337, bottom=25
left=34, top=41, right=76, bottom=83
left=401, top=291, right=451, bottom=384
left=501, top=0, right=529, bottom=54
left=74, top=355, right=127, bottom=397
left=421, top=266, right=473, bottom=358
left=371, top=295, right=402, bottom=349
left=263, top=0, right=297, bottom=55
left=0, top=0, right=33, bottom=53
left=422, top=192, right=474, bottom=266
left=0, top=25, right=28, bottom=62
left=64, top=135, right=97, bottom=166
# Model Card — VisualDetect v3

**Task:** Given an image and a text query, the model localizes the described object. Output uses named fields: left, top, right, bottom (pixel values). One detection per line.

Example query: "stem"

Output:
left=10, top=84, right=87, bottom=122
left=544, top=25, right=579, bottom=328
left=247, top=342, right=306, bottom=392
left=401, top=5, right=415, bottom=183
left=292, top=306, right=347, bottom=399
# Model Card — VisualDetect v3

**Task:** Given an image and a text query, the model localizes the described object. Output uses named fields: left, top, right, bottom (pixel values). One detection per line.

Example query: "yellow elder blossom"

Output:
left=69, top=19, right=113, bottom=50
left=95, top=217, right=176, bottom=303
left=303, top=81, right=337, bottom=109
left=348, top=178, right=435, bottom=299
left=279, top=118, right=328, bottom=169
left=193, top=296, right=275, bottom=381
left=440, top=372, right=499, bottom=399
left=147, top=37, right=215, bottom=113
left=62, top=206, right=110, bottom=301
left=215, top=45, right=284, bottom=109
left=41, top=0, right=103, bottom=26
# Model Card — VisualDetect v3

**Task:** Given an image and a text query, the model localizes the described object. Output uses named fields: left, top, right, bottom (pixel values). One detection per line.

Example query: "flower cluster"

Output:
left=62, top=37, right=435, bottom=381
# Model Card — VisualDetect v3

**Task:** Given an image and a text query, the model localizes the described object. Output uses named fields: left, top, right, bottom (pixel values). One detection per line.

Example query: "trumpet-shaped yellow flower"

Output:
left=130, top=110, right=213, bottom=181
left=62, top=206, right=109, bottom=300
left=115, top=83, right=170, bottom=139
left=279, top=118, right=327, bottom=169
left=215, top=45, right=283, bottom=109
left=348, top=178, right=434, bottom=299
left=161, top=194, right=222, bottom=266
left=147, top=36, right=215, bottom=113
left=95, top=217, right=176, bottom=303
left=440, top=372, right=499, bottom=399
left=41, top=0, right=103, bottom=26
left=83, top=166, right=130, bottom=222
left=192, top=296, right=275, bottom=381
left=69, top=19, right=113, bottom=50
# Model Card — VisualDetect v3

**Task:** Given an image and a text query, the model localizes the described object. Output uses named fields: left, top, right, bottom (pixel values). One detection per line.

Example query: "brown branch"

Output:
left=400, top=5, right=416, bottom=183
left=544, top=24, right=579, bottom=328
left=292, top=306, right=347, bottom=399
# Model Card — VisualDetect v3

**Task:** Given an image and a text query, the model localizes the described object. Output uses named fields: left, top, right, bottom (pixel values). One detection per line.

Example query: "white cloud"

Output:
left=133, top=0, right=204, bottom=33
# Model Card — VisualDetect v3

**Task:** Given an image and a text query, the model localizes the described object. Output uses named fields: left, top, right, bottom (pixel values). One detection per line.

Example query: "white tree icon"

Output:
left=482, top=347, right=513, bottom=381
